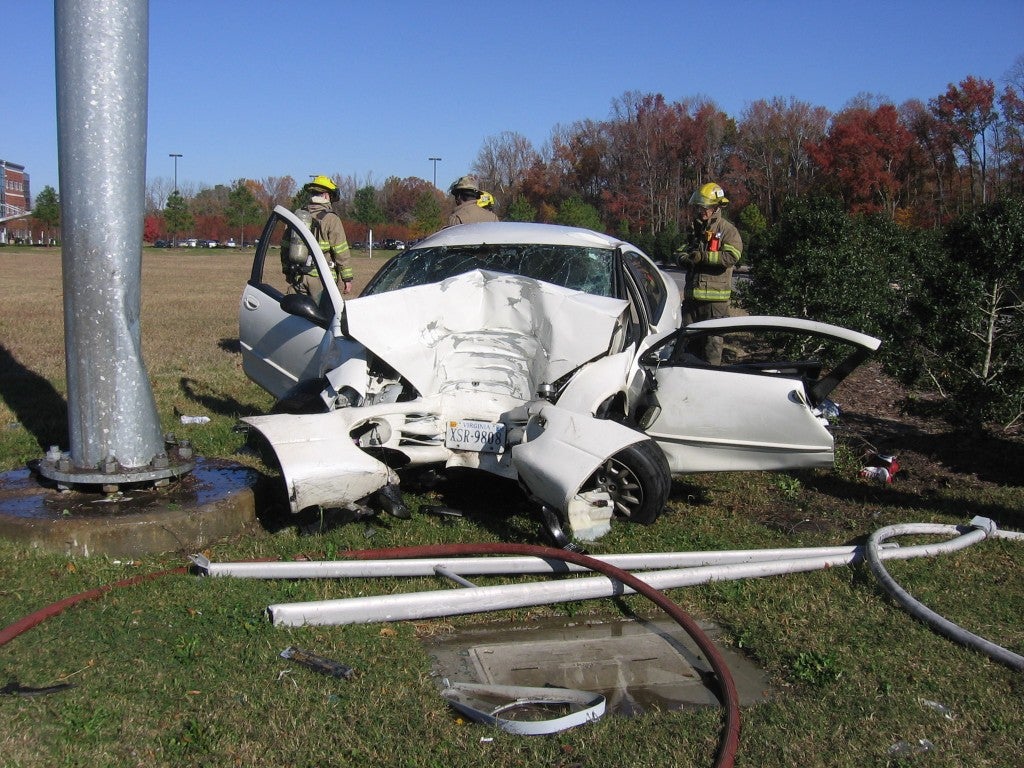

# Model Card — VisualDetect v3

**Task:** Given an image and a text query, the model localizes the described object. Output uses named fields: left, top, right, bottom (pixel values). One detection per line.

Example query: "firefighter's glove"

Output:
left=677, top=251, right=701, bottom=268
left=342, top=279, right=353, bottom=295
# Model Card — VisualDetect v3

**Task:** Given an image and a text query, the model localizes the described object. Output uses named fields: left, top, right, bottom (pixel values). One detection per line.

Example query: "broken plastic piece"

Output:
left=920, top=698, right=954, bottom=720
left=372, top=483, right=411, bottom=519
left=441, top=681, right=605, bottom=735
left=818, top=398, right=840, bottom=419
left=279, top=646, right=355, bottom=680
left=888, top=738, right=935, bottom=758
left=179, top=415, right=210, bottom=424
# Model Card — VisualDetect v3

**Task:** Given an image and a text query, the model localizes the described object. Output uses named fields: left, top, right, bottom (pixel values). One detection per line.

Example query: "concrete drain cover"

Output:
left=423, top=615, right=771, bottom=716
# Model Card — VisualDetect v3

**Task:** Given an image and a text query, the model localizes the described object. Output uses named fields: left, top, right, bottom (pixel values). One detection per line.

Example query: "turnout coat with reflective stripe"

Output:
left=683, top=210, right=742, bottom=303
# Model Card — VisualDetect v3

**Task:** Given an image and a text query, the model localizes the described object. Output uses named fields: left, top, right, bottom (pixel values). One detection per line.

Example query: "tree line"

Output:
left=471, top=67, right=1024, bottom=261
left=23, top=60, right=1023, bottom=252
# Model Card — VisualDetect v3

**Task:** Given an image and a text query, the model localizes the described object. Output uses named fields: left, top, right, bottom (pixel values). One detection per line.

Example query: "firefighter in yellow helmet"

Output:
left=673, top=182, right=743, bottom=365
left=298, top=175, right=355, bottom=295
left=446, top=175, right=499, bottom=226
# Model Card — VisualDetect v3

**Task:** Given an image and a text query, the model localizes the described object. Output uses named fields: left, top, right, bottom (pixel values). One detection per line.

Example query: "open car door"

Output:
left=238, top=206, right=345, bottom=400
left=640, top=316, right=881, bottom=474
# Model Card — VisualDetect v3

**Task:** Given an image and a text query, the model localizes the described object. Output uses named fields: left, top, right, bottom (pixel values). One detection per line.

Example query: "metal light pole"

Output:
left=169, top=152, right=182, bottom=191
left=429, top=157, right=442, bottom=188
left=40, top=0, right=193, bottom=491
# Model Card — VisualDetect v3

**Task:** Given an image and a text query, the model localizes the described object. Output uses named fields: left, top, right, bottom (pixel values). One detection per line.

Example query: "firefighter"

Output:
left=446, top=175, right=499, bottom=226
left=298, top=175, right=355, bottom=295
left=674, top=182, right=743, bottom=365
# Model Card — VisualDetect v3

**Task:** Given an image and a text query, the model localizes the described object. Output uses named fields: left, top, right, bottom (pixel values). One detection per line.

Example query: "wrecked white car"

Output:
left=239, top=207, right=880, bottom=541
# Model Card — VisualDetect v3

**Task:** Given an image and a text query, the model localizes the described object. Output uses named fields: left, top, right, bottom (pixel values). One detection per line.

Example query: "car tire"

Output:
left=582, top=438, right=670, bottom=525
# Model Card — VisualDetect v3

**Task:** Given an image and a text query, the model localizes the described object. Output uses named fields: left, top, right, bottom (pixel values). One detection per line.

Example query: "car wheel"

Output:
left=582, top=439, right=670, bottom=525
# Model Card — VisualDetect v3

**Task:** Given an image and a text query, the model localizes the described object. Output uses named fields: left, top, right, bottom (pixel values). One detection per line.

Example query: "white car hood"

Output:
left=343, top=270, right=630, bottom=398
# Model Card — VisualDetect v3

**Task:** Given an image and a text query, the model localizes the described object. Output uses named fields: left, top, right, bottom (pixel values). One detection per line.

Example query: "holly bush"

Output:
left=738, top=195, right=1024, bottom=431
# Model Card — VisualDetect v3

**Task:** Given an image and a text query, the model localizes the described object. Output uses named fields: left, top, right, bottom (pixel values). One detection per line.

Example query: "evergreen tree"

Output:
left=164, top=190, right=193, bottom=245
left=901, top=196, right=1024, bottom=428
left=225, top=180, right=263, bottom=244
left=507, top=196, right=536, bottom=222
left=739, top=195, right=929, bottom=364
left=554, top=195, right=603, bottom=231
left=353, top=186, right=385, bottom=226
left=412, top=190, right=442, bottom=234
left=33, top=186, right=61, bottom=243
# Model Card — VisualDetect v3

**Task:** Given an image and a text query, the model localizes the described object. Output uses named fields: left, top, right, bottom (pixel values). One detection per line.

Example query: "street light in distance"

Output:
left=169, top=153, right=182, bottom=192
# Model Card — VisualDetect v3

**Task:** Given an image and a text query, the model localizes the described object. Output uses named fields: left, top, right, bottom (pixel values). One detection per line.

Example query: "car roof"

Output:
left=411, top=222, right=627, bottom=250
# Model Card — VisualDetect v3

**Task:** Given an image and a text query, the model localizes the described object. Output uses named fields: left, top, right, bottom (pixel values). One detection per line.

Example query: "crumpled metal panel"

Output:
left=343, top=270, right=628, bottom=398
left=245, top=409, right=398, bottom=512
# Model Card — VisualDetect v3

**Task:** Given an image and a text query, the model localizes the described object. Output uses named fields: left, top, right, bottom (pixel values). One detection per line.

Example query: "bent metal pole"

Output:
left=48, top=0, right=168, bottom=478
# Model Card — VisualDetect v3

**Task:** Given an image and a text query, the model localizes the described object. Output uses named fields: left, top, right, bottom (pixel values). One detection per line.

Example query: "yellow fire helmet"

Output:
left=477, top=191, right=496, bottom=209
left=307, top=175, right=339, bottom=200
left=689, top=182, right=729, bottom=208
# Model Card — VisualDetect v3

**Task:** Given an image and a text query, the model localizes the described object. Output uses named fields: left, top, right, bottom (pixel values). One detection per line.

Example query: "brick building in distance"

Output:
left=1, top=159, right=32, bottom=244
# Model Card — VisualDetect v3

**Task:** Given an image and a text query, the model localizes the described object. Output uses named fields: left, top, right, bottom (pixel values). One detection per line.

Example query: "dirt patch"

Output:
left=835, top=362, right=1023, bottom=487
left=754, top=361, right=1024, bottom=537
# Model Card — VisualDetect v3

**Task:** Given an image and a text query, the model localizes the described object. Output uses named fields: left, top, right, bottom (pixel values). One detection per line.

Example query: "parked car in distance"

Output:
left=239, top=208, right=881, bottom=543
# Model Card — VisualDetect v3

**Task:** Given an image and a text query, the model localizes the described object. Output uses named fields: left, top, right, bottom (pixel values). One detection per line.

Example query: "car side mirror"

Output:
left=280, top=292, right=330, bottom=326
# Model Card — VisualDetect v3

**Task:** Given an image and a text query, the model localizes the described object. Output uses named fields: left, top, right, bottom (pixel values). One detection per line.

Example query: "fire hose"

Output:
left=5, top=518, right=1024, bottom=767
left=0, top=546, right=740, bottom=767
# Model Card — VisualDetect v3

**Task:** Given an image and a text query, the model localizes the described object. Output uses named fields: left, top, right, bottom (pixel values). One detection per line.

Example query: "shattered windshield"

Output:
left=363, top=244, right=617, bottom=298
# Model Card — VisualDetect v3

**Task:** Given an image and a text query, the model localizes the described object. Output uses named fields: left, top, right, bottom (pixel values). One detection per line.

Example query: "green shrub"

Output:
left=740, top=193, right=1024, bottom=431
left=737, top=196, right=932, bottom=367
left=898, top=197, right=1024, bottom=429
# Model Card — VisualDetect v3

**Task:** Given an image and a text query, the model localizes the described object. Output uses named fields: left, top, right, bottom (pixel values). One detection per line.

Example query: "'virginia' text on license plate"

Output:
left=445, top=419, right=506, bottom=453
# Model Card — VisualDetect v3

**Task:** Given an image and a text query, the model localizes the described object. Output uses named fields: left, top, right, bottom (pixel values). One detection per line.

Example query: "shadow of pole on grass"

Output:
left=0, top=344, right=68, bottom=451
left=178, top=377, right=266, bottom=420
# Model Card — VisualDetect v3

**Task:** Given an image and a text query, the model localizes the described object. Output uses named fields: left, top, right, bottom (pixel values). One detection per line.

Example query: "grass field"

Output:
left=0, top=244, right=1022, bottom=767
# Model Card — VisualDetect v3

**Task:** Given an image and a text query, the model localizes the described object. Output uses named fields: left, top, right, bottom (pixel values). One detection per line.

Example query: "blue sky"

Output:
left=5, top=1, right=1023, bottom=196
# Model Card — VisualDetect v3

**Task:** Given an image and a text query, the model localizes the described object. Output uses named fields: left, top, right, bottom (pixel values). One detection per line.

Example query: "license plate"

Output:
left=445, top=419, right=506, bottom=453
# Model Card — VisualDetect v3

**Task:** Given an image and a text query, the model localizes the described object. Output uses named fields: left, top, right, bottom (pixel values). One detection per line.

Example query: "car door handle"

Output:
left=243, top=296, right=260, bottom=310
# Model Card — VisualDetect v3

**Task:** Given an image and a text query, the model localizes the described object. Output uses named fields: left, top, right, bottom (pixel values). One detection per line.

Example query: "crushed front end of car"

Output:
left=243, top=269, right=650, bottom=540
